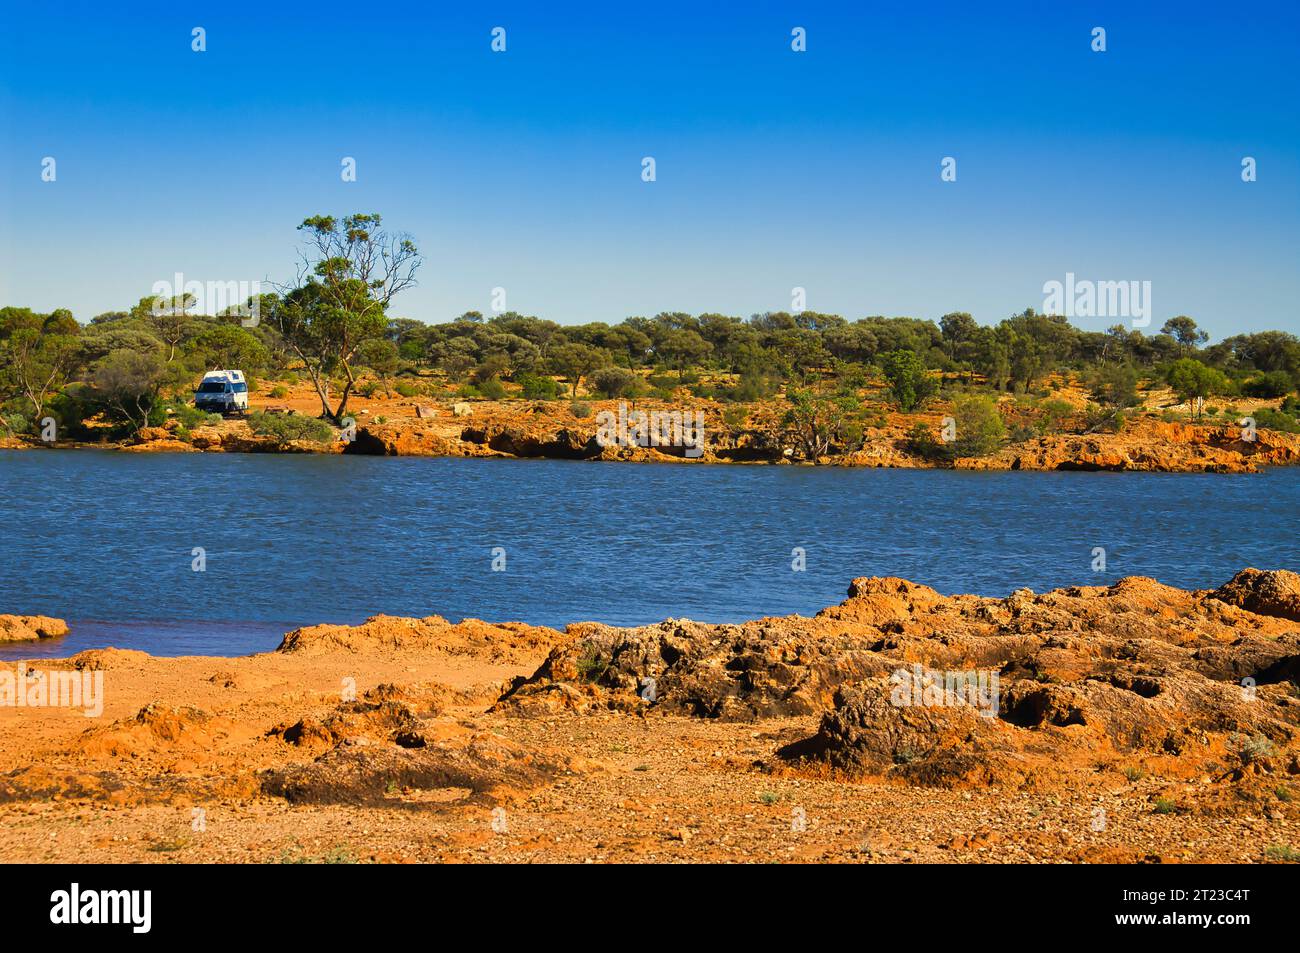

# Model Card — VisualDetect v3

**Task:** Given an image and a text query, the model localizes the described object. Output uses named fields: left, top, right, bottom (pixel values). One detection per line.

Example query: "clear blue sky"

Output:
left=1, top=0, right=1297, bottom=338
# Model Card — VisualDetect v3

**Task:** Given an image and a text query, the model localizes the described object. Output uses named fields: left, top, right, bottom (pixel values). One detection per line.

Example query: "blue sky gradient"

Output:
left=1, top=0, right=1297, bottom=336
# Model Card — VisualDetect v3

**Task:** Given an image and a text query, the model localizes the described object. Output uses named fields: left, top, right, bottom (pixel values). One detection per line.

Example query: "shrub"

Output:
left=1263, top=844, right=1300, bottom=862
left=722, top=405, right=749, bottom=429
left=472, top=355, right=510, bottom=385
left=592, top=366, right=640, bottom=398
left=950, top=395, right=1007, bottom=457
left=2, top=412, right=30, bottom=436
left=394, top=381, right=419, bottom=398
left=906, top=422, right=944, bottom=461
left=1037, top=398, right=1074, bottom=434
left=517, top=374, right=558, bottom=400
left=569, top=401, right=592, bottom=418
left=44, top=384, right=98, bottom=439
left=170, top=402, right=222, bottom=429
left=728, top=368, right=780, bottom=402
left=268, top=385, right=290, bottom=399
left=93, top=349, right=169, bottom=435
left=882, top=349, right=939, bottom=411
left=1090, top=363, right=1140, bottom=409
left=1252, top=408, right=1300, bottom=434
left=1242, top=370, right=1294, bottom=399
left=1233, top=732, right=1279, bottom=764
left=476, top=376, right=506, bottom=400
left=247, top=411, right=335, bottom=444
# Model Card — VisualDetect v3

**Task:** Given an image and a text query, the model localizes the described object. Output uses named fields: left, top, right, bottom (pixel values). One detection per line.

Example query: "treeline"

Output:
left=2, top=212, right=1298, bottom=442
left=384, top=309, right=1300, bottom=399
left=4, top=300, right=1300, bottom=438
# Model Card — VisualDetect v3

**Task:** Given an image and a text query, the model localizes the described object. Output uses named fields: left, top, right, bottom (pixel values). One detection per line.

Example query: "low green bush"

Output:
left=1252, top=407, right=1300, bottom=434
left=476, top=376, right=506, bottom=400
left=1242, top=371, right=1294, bottom=399
left=517, top=374, right=559, bottom=400
left=171, top=401, right=222, bottom=429
left=592, top=366, right=640, bottom=399
left=247, top=411, right=335, bottom=443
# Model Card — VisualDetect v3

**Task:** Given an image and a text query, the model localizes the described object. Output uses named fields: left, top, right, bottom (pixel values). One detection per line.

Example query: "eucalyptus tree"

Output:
left=271, top=213, right=421, bottom=422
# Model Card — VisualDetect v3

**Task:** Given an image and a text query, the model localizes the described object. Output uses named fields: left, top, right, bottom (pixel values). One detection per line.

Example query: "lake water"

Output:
left=0, top=450, right=1296, bottom=658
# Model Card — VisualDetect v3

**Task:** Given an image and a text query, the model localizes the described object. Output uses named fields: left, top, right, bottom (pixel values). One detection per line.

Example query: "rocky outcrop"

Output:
left=495, top=616, right=896, bottom=719
left=343, top=422, right=465, bottom=456
left=459, top=421, right=604, bottom=459
left=0, top=614, right=69, bottom=642
left=121, top=427, right=198, bottom=454
left=497, top=569, right=1300, bottom=791
left=1210, top=568, right=1300, bottom=622
left=999, top=421, right=1300, bottom=474
left=276, top=614, right=562, bottom=664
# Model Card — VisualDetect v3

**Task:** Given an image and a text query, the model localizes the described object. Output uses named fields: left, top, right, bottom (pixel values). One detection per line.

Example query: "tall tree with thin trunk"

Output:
left=271, top=213, right=420, bottom=422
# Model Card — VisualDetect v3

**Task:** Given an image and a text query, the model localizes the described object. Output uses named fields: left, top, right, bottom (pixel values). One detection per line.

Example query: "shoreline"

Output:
left=2, top=568, right=1298, bottom=863
left=4, top=398, right=1300, bottom=474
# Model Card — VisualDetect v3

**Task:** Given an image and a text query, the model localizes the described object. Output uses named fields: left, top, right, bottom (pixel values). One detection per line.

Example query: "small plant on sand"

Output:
left=1232, top=732, right=1279, bottom=765
left=146, top=836, right=190, bottom=853
left=759, top=791, right=780, bottom=805
left=893, top=746, right=921, bottom=765
left=1264, top=844, right=1300, bottom=862
left=1276, top=786, right=1294, bottom=803
left=1122, top=765, right=1146, bottom=782
left=1153, top=797, right=1178, bottom=815
left=569, top=401, right=592, bottom=419
left=722, top=405, right=749, bottom=429
left=274, top=844, right=361, bottom=864
left=575, top=651, right=607, bottom=682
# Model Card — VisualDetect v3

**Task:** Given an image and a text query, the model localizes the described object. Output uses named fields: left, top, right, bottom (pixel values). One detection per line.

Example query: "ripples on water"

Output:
left=0, top=450, right=1295, bottom=657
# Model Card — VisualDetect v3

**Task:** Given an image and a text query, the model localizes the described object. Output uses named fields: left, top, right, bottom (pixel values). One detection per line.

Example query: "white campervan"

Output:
left=194, top=370, right=250, bottom=415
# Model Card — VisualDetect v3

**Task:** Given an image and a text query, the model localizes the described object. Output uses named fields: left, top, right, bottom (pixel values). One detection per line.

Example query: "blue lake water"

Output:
left=0, top=449, right=1296, bottom=658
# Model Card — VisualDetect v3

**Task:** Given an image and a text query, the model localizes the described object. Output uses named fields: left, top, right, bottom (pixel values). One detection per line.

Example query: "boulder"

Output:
left=0, top=614, right=69, bottom=642
left=1209, top=568, right=1300, bottom=622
